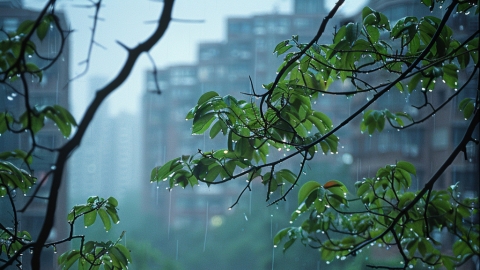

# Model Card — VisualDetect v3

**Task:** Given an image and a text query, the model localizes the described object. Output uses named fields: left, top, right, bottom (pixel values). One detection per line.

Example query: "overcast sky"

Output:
left=23, top=0, right=367, bottom=118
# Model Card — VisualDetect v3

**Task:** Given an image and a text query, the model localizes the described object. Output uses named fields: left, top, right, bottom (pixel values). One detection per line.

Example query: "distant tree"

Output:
left=1, top=0, right=175, bottom=269
left=155, top=0, right=479, bottom=269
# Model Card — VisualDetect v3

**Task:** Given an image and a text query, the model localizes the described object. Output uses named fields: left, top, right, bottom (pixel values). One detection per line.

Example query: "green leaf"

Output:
left=106, top=206, right=120, bottom=225
left=328, top=40, right=350, bottom=60
left=398, top=192, right=415, bottom=209
left=17, top=20, right=34, bottom=35
left=356, top=181, right=371, bottom=197
left=442, top=64, right=459, bottom=89
left=0, top=149, right=33, bottom=164
left=192, top=112, right=216, bottom=134
left=276, top=169, right=297, bottom=184
left=109, top=246, right=128, bottom=268
left=98, top=209, right=111, bottom=232
left=107, top=196, right=119, bottom=207
left=453, top=239, right=469, bottom=258
left=115, top=244, right=133, bottom=264
left=283, top=238, right=296, bottom=252
left=59, top=250, right=81, bottom=270
left=273, top=227, right=290, bottom=246
left=53, top=105, right=78, bottom=126
left=0, top=112, right=14, bottom=134
left=396, top=161, right=416, bottom=175
left=273, top=40, right=293, bottom=56
left=197, top=91, right=219, bottom=105
left=36, top=15, right=53, bottom=41
left=361, top=7, right=375, bottom=22
left=26, top=62, right=43, bottom=81
left=298, top=181, right=321, bottom=205
left=84, top=210, right=97, bottom=227
left=151, top=157, right=182, bottom=182
left=365, top=25, right=380, bottom=43
left=458, top=98, right=475, bottom=119
left=407, top=73, right=422, bottom=93
left=209, top=120, right=223, bottom=138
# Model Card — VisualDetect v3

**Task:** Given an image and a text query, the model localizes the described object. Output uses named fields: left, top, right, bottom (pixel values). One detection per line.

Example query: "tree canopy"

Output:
left=0, top=0, right=478, bottom=269
left=153, top=0, right=479, bottom=269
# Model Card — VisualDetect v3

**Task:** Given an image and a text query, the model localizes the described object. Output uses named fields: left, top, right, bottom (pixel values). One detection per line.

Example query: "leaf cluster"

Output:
left=275, top=162, right=479, bottom=268
left=157, top=0, right=479, bottom=269
left=58, top=237, right=131, bottom=270
left=0, top=14, right=56, bottom=82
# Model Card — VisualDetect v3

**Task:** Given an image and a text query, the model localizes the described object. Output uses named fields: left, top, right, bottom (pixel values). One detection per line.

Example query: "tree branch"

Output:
left=28, top=0, right=176, bottom=268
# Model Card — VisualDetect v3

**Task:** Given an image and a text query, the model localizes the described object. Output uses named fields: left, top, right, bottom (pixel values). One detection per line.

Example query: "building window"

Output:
left=432, top=127, right=449, bottom=150
left=198, top=66, right=213, bottom=81
left=2, top=18, right=19, bottom=33
left=452, top=167, right=479, bottom=199
left=452, top=124, right=469, bottom=145
left=253, top=18, right=265, bottom=35
left=294, top=18, right=310, bottom=29
left=199, top=47, right=220, bottom=61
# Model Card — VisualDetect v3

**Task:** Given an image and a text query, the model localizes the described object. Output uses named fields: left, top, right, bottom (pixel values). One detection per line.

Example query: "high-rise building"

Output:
left=346, top=1, right=478, bottom=268
left=294, top=0, right=327, bottom=15
left=0, top=0, right=21, bottom=8
left=68, top=76, right=142, bottom=210
left=0, top=4, right=70, bottom=269
left=68, top=77, right=115, bottom=203
left=348, top=0, right=479, bottom=197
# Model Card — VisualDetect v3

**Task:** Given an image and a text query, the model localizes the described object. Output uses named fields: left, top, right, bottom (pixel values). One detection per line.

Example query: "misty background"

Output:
left=16, top=1, right=399, bottom=269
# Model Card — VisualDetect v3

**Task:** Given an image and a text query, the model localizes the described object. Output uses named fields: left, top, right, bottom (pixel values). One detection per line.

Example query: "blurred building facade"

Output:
left=68, top=77, right=142, bottom=215
left=346, top=2, right=478, bottom=268
left=0, top=2, right=70, bottom=268
left=349, top=0, right=479, bottom=201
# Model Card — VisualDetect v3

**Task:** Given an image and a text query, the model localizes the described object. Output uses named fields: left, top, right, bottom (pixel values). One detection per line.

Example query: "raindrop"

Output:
left=203, top=202, right=209, bottom=251
left=272, top=245, right=275, bottom=270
